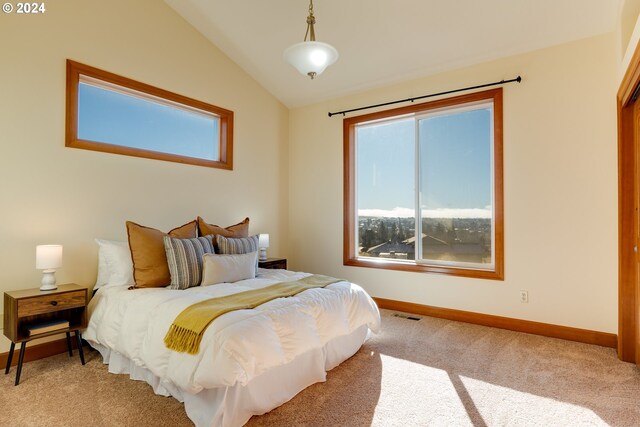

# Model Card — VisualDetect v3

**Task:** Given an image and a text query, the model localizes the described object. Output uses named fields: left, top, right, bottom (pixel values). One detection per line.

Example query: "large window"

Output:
left=344, top=89, right=503, bottom=280
left=65, top=60, right=233, bottom=169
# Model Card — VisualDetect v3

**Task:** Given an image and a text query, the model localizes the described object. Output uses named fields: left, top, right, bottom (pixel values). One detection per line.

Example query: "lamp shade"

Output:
left=283, top=41, right=338, bottom=79
left=36, top=245, right=63, bottom=270
left=258, top=234, right=270, bottom=248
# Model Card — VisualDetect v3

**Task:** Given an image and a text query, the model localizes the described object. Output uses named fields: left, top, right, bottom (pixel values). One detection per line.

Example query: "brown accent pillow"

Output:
left=197, top=217, right=250, bottom=241
left=126, top=220, right=198, bottom=288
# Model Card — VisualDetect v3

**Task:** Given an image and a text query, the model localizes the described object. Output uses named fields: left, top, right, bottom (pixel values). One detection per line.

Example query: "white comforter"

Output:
left=84, top=269, right=380, bottom=395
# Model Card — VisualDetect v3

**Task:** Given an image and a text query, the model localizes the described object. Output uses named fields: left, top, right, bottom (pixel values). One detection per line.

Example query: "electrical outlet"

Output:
left=520, top=290, right=528, bottom=303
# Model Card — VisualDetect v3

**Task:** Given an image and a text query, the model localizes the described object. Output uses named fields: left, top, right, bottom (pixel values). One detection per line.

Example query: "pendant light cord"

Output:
left=304, top=0, right=316, bottom=41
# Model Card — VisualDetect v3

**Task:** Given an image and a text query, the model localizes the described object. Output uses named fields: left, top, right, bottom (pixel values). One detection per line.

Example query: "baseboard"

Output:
left=373, top=297, right=618, bottom=349
left=0, top=337, right=81, bottom=368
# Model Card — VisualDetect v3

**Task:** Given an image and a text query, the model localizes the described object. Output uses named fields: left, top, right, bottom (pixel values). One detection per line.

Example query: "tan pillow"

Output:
left=197, top=217, right=250, bottom=241
left=201, top=252, right=257, bottom=285
left=126, top=220, right=197, bottom=288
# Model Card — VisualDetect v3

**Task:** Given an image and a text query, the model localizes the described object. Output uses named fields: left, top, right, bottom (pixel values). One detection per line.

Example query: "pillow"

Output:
left=94, top=239, right=134, bottom=289
left=216, top=234, right=260, bottom=273
left=197, top=217, right=250, bottom=244
left=126, top=220, right=198, bottom=288
left=201, top=252, right=257, bottom=285
left=164, top=235, right=215, bottom=290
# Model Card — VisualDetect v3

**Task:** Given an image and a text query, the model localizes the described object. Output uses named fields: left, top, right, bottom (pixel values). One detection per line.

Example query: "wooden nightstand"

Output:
left=3, top=283, right=88, bottom=385
left=258, top=258, right=287, bottom=270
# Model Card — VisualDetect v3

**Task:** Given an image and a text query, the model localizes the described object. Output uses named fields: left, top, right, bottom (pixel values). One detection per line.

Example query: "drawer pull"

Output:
left=50, top=301, right=58, bottom=306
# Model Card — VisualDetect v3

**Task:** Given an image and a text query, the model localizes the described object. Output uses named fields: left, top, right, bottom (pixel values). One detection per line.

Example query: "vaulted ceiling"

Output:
left=165, top=0, right=621, bottom=107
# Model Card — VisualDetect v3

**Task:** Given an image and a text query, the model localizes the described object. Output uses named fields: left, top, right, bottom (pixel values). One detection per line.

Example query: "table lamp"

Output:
left=36, top=244, right=63, bottom=291
left=258, top=234, right=269, bottom=261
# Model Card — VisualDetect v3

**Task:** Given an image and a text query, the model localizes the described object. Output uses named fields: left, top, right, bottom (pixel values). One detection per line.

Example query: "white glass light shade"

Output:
left=258, top=234, right=269, bottom=262
left=258, top=234, right=270, bottom=249
left=36, top=245, right=63, bottom=270
left=283, top=41, right=339, bottom=79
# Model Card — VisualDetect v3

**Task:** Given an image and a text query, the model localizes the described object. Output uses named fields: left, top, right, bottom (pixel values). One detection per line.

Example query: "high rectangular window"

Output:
left=344, top=89, right=503, bottom=280
left=66, top=60, right=233, bottom=169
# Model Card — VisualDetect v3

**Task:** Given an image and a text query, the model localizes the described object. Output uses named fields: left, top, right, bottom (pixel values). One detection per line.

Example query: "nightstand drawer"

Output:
left=17, top=291, right=86, bottom=317
left=259, top=258, right=287, bottom=270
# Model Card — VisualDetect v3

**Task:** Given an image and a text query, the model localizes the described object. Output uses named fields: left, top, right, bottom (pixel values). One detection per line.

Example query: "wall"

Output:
left=618, top=0, right=640, bottom=81
left=288, top=34, right=618, bottom=333
left=618, top=0, right=640, bottom=63
left=0, top=0, right=289, bottom=352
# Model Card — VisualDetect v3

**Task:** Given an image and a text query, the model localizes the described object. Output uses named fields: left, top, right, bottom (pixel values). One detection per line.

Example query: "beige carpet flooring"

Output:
left=1, top=309, right=639, bottom=427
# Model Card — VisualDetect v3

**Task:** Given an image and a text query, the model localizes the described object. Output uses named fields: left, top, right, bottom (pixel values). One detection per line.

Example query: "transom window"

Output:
left=65, top=60, right=233, bottom=169
left=344, top=89, right=504, bottom=280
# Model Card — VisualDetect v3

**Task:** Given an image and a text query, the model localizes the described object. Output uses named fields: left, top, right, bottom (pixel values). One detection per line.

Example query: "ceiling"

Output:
left=165, top=0, right=621, bottom=108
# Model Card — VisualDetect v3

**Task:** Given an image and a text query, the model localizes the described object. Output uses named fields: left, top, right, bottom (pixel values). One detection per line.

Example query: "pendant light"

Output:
left=283, top=0, right=338, bottom=80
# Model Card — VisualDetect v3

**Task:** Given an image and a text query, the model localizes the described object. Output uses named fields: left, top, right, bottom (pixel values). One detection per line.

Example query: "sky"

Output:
left=77, top=82, right=219, bottom=160
left=356, top=108, right=492, bottom=218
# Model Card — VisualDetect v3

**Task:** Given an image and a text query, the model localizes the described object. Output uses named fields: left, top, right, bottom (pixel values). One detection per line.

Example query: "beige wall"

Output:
left=288, top=34, right=618, bottom=333
left=618, top=0, right=640, bottom=63
left=619, top=0, right=640, bottom=83
left=0, top=0, right=289, bottom=352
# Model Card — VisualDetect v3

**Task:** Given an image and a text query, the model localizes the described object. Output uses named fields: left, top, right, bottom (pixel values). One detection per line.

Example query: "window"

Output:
left=65, top=60, right=233, bottom=169
left=344, top=89, right=503, bottom=280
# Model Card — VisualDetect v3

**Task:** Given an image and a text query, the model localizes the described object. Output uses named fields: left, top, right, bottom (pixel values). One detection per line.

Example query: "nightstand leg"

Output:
left=75, top=330, right=85, bottom=365
left=5, top=342, right=15, bottom=374
left=15, top=342, right=26, bottom=386
left=65, top=332, right=73, bottom=357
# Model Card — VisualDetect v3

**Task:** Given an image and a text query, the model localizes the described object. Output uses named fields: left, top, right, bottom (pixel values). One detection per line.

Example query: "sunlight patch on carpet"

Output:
left=372, top=352, right=607, bottom=426
left=458, top=375, right=606, bottom=426
left=374, top=354, right=477, bottom=426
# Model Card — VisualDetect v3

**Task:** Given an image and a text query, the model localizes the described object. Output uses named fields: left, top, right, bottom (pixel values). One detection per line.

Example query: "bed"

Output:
left=84, top=268, right=381, bottom=427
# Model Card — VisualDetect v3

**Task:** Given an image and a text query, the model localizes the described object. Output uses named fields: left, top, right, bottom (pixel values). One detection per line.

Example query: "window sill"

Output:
left=66, top=139, right=233, bottom=170
left=344, top=257, right=504, bottom=281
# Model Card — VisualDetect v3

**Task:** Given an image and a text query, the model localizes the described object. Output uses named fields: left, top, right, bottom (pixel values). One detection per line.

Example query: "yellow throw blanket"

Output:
left=164, top=274, right=343, bottom=355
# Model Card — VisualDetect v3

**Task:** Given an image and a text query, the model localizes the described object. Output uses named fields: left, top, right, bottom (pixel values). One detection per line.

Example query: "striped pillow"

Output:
left=216, top=234, right=259, bottom=273
left=164, top=235, right=215, bottom=290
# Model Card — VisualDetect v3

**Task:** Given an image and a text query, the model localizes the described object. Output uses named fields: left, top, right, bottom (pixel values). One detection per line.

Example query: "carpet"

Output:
left=1, top=309, right=639, bottom=426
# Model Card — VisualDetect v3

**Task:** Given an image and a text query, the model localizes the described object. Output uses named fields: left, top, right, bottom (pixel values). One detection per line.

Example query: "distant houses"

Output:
left=366, top=241, right=415, bottom=259
left=362, top=233, right=488, bottom=263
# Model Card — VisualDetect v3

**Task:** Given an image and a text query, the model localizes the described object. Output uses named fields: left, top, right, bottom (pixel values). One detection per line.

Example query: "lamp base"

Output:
left=40, top=269, right=57, bottom=291
left=259, top=248, right=267, bottom=261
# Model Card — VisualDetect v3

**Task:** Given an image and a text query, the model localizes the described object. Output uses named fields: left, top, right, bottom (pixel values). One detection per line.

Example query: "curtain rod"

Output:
left=327, top=75, right=522, bottom=117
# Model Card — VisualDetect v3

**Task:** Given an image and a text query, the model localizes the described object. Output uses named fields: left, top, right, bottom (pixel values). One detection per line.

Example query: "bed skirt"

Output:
left=90, top=324, right=370, bottom=427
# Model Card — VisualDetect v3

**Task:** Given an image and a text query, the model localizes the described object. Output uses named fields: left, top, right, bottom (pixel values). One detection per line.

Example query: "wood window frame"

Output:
left=343, top=88, right=504, bottom=280
left=65, top=60, right=234, bottom=170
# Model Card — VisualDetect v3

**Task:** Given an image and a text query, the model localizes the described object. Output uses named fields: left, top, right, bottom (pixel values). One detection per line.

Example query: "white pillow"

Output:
left=201, top=251, right=257, bottom=286
left=94, top=239, right=134, bottom=289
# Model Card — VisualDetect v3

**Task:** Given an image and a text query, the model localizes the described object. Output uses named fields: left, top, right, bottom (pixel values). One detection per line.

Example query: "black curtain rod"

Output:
left=328, top=75, right=522, bottom=117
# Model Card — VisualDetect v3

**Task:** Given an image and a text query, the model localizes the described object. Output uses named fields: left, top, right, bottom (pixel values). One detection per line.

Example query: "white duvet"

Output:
left=84, top=269, right=381, bottom=395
